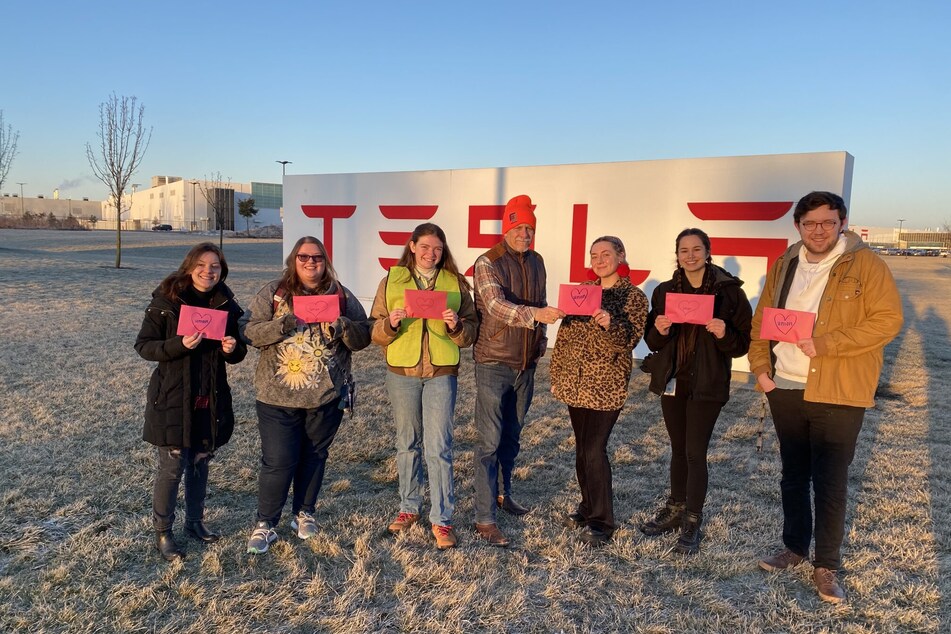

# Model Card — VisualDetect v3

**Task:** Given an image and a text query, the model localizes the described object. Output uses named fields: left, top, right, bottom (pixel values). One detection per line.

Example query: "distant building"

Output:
left=1, top=192, right=102, bottom=224
left=2, top=176, right=284, bottom=232
left=851, top=225, right=950, bottom=250
left=98, top=176, right=283, bottom=232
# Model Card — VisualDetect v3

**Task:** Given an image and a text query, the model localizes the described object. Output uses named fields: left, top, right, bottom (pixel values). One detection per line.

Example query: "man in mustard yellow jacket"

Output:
left=749, top=191, right=902, bottom=604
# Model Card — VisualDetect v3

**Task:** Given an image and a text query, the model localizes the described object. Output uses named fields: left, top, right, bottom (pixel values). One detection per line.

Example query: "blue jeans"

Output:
left=255, top=399, right=343, bottom=526
left=385, top=372, right=457, bottom=526
left=766, top=388, right=865, bottom=570
left=152, top=447, right=210, bottom=531
left=473, top=362, right=535, bottom=525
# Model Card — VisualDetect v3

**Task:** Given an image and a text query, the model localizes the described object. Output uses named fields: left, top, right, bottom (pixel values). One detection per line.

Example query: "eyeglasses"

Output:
left=296, top=254, right=325, bottom=263
left=800, top=219, right=839, bottom=231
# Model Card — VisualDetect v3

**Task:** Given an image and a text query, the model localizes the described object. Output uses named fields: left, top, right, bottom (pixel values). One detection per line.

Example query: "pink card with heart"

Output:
left=293, top=295, right=341, bottom=323
left=665, top=292, right=715, bottom=325
left=177, top=305, right=228, bottom=340
left=404, top=290, right=448, bottom=319
left=760, top=307, right=816, bottom=343
left=558, top=284, right=603, bottom=316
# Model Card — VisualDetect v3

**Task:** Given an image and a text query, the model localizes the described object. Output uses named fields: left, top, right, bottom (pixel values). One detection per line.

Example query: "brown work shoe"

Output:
left=474, top=522, right=511, bottom=547
left=432, top=525, right=457, bottom=550
left=497, top=495, right=531, bottom=516
left=813, top=567, right=846, bottom=604
left=759, top=548, right=805, bottom=572
left=387, top=512, right=420, bottom=534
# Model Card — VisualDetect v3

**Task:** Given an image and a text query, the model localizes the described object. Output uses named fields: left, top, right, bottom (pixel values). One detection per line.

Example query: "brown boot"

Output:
left=497, top=495, right=530, bottom=516
left=813, top=567, right=846, bottom=604
left=387, top=512, right=420, bottom=534
left=432, top=525, right=458, bottom=550
left=638, top=497, right=685, bottom=536
left=474, top=522, right=510, bottom=547
left=759, top=548, right=805, bottom=572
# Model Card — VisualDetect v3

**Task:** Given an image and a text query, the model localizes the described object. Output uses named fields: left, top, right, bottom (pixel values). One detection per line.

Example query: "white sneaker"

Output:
left=290, top=511, right=318, bottom=540
left=247, top=521, right=278, bottom=554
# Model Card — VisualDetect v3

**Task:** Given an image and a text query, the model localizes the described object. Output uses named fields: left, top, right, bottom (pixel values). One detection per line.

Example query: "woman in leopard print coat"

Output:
left=550, top=236, right=648, bottom=547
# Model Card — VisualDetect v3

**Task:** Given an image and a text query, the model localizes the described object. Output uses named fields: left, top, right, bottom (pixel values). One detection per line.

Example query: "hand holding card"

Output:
left=404, top=290, right=448, bottom=319
left=665, top=292, right=715, bottom=325
left=177, top=305, right=228, bottom=340
left=293, top=295, right=341, bottom=324
left=760, top=307, right=816, bottom=343
left=557, top=284, right=603, bottom=316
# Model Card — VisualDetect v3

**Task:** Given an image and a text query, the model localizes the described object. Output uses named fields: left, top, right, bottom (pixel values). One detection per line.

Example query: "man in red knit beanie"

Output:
left=470, top=194, right=564, bottom=546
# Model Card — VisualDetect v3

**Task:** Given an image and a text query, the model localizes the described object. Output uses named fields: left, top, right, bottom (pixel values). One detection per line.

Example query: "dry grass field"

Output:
left=0, top=229, right=948, bottom=633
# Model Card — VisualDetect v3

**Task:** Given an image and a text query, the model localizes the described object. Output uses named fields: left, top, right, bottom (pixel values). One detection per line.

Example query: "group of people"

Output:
left=135, top=191, right=902, bottom=605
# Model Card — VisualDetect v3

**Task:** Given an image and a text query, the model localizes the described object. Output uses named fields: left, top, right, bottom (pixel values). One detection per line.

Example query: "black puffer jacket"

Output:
left=642, top=265, right=752, bottom=403
left=134, top=283, right=247, bottom=449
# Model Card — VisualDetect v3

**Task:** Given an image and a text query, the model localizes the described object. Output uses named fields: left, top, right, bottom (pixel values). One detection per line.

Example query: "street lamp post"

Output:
left=276, top=160, right=292, bottom=177
left=16, top=182, right=26, bottom=215
left=130, top=184, right=139, bottom=228
left=897, top=218, right=905, bottom=248
left=190, top=180, right=199, bottom=231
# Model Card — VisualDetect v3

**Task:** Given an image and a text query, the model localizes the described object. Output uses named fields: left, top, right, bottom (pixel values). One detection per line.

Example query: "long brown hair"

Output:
left=671, top=228, right=715, bottom=372
left=395, top=222, right=472, bottom=293
left=279, top=236, right=339, bottom=296
left=158, top=242, right=228, bottom=303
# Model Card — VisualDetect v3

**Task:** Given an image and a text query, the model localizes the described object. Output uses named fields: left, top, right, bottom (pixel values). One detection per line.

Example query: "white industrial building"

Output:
left=98, top=176, right=283, bottom=232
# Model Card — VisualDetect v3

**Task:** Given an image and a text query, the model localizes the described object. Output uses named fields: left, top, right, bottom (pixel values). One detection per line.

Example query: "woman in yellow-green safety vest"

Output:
left=370, top=223, right=478, bottom=550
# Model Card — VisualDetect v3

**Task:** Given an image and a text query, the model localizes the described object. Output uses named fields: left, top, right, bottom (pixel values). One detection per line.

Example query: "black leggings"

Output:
left=661, top=391, right=722, bottom=515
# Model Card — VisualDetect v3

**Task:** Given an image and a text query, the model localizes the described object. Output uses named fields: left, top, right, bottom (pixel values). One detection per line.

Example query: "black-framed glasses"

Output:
left=296, top=254, right=325, bottom=263
left=800, top=219, right=839, bottom=231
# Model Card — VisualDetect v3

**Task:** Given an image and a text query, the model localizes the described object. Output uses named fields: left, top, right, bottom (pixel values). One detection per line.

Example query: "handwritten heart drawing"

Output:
left=570, top=287, right=589, bottom=307
left=191, top=312, right=212, bottom=331
left=305, top=305, right=334, bottom=322
left=774, top=313, right=798, bottom=335
left=678, top=300, right=699, bottom=315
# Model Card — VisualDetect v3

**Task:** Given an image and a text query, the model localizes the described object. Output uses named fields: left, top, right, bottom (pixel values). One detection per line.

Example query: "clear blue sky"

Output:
left=3, top=1, right=949, bottom=229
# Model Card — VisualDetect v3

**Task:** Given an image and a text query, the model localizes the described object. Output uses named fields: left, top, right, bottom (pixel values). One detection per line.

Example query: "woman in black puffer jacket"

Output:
left=134, top=242, right=247, bottom=561
left=638, top=228, right=752, bottom=555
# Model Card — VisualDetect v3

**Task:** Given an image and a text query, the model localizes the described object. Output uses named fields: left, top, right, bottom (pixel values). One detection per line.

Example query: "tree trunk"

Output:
left=115, top=195, right=122, bottom=268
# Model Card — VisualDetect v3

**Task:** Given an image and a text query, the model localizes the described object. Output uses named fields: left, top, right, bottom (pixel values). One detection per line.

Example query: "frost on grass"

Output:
left=0, top=230, right=947, bottom=633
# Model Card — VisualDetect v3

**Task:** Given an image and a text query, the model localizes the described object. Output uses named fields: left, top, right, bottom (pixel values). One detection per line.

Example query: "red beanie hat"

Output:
left=502, top=194, right=537, bottom=234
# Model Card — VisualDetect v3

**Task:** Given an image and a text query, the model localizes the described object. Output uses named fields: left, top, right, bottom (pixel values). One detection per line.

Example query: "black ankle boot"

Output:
left=185, top=520, right=220, bottom=544
left=155, top=530, right=185, bottom=562
left=673, top=511, right=703, bottom=555
left=639, top=497, right=685, bottom=536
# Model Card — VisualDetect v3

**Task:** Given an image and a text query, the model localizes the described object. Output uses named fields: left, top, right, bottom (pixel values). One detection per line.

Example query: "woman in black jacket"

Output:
left=638, top=228, right=752, bottom=554
left=134, top=242, right=247, bottom=561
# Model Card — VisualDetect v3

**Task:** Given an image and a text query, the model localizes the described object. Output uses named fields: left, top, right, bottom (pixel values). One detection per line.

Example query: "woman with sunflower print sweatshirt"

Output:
left=240, top=236, right=371, bottom=554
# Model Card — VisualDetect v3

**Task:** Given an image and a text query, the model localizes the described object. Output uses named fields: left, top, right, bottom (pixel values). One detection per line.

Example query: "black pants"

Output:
left=766, top=388, right=865, bottom=570
left=568, top=405, right=621, bottom=534
left=661, top=388, right=723, bottom=515
left=255, top=399, right=344, bottom=526
left=153, top=447, right=210, bottom=532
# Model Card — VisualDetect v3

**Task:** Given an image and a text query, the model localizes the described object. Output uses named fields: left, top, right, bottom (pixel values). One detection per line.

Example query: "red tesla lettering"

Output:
left=379, top=205, right=438, bottom=220
left=709, top=237, right=789, bottom=271
left=378, top=205, right=438, bottom=270
left=688, top=202, right=792, bottom=221
left=569, top=203, right=650, bottom=285
left=300, top=205, right=357, bottom=260
left=467, top=205, right=506, bottom=249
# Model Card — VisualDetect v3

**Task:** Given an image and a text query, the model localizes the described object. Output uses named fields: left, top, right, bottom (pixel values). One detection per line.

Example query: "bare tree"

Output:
left=85, top=94, right=152, bottom=268
left=197, top=172, right=234, bottom=251
left=0, top=110, right=20, bottom=193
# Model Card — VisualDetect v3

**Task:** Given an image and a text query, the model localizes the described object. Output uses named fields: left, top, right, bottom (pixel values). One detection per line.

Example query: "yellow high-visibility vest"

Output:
left=385, top=266, right=462, bottom=367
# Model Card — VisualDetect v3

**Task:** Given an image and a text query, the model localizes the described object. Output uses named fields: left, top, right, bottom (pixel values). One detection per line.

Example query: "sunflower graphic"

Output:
left=308, top=339, right=331, bottom=375
left=289, top=329, right=315, bottom=353
left=275, top=345, right=314, bottom=390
